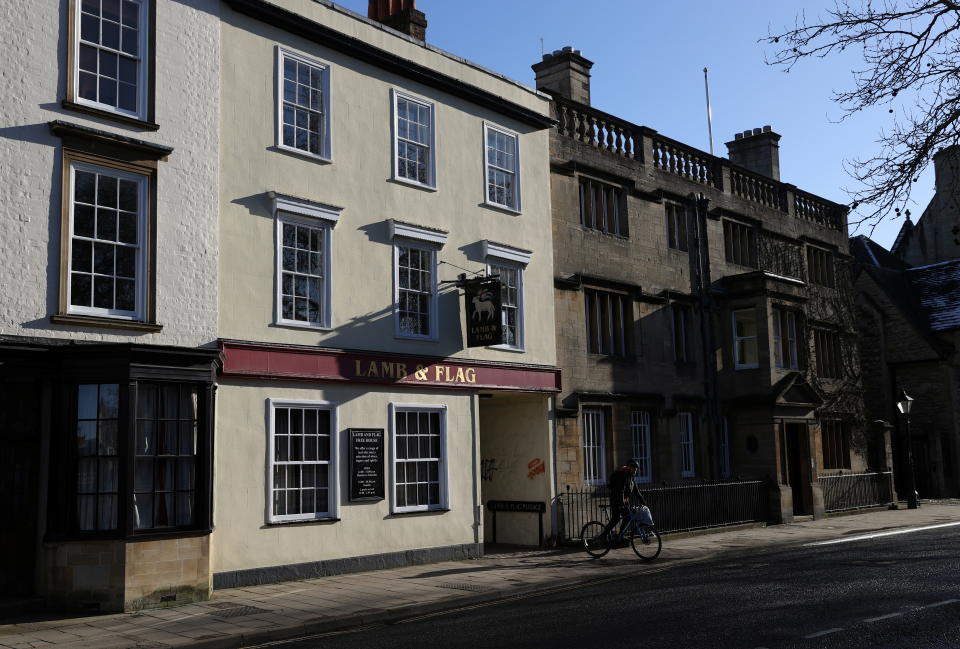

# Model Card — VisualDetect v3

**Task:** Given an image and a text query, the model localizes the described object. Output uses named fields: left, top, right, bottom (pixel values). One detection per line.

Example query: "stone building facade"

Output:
left=0, top=0, right=222, bottom=611
left=212, top=0, right=559, bottom=588
left=851, top=145, right=960, bottom=499
left=537, top=48, right=867, bottom=523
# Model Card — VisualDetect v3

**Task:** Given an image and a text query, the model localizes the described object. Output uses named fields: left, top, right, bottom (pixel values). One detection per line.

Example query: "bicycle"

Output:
left=580, top=504, right=662, bottom=561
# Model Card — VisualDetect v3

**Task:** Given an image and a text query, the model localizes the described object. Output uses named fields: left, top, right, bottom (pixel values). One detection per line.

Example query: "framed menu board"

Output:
left=348, top=428, right=384, bottom=502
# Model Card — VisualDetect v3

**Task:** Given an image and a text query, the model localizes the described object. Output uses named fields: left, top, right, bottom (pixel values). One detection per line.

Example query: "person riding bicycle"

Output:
left=602, top=460, right=647, bottom=537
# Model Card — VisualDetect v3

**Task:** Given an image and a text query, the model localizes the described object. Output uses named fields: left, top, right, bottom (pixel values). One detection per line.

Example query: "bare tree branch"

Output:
left=764, top=0, right=960, bottom=227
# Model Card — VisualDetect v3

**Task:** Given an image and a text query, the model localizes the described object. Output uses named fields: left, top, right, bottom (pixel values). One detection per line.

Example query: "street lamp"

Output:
left=896, top=390, right=920, bottom=509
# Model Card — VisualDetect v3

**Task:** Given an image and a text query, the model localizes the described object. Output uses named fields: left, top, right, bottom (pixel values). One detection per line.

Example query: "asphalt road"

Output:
left=254, top=525, right=960, bottom=649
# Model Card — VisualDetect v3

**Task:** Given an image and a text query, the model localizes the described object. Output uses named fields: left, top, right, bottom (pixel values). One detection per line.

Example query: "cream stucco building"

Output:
left=212, top=0, right=559, bottom=588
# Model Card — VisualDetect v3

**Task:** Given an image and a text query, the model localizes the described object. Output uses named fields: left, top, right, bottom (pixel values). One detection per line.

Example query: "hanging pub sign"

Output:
left=348, top=428, right=384, bottom=501
left=464, top=277, right=503, bottom=347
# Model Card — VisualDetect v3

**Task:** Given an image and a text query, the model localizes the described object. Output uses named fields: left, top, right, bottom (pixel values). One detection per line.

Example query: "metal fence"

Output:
left=819, top=471, right=893, bottom=513
left=556, top=479, right=770, bottom=542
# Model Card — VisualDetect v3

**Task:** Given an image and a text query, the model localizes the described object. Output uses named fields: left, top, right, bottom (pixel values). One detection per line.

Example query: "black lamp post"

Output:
left=896, top=390, right=920, bottom=509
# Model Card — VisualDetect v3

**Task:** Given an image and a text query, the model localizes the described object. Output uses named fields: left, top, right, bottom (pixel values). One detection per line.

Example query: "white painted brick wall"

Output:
left=0, top=0, right=220, bottom=348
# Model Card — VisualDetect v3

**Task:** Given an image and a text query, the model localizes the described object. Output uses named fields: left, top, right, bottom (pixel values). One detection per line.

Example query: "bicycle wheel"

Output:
left=630, top=524, right=662, bottom=561
left=580, top=521, right=610, bottom=558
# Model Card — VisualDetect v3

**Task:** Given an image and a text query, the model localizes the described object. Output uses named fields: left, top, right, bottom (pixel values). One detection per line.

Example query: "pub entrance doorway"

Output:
left=0, top=380, right=42, bottom=598
left=785, top=422, right=812, bottom=516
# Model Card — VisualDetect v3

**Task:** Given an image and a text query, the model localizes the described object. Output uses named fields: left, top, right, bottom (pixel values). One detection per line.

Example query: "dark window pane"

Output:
left=99, top=383, right=119, bottom=418
left=121, top=28, right=138, bottom=56
left=99, top=77, right=117, bottom=106
left=97, top=175, right=117, bottom=207
left=71, top=273, right=92, bottom=306
left=118, top=82, right=137, bottom=111
left=99, top=50, right=118, bottom=78
left=79, top=72, right=98, bottom=101
left=118, top=212, right=137, bottom=244
left=116, top=279, right=135, bottom=311
left=79, top=44, right=98, bottom=72
left=98, top=420, right=117, bottom=455
left=122, top=0, right=138, bottom=27
left=77, top=458, right=98, bottom=493
left=76, top=421, right=97, bottom=456
left=75, top=171, right=96, bottom=204
left=74, top=204, right=95, bottom=237
left=134, top=493, right=153, bottom=529
left=80, top=13, right=99, bottom=43
left=102, top=0, right=120, bottom=22
left=72, top=239, right=92, bottom=272
left=136, top=420, right=155, bottom=455
left=93, top=274, right=113, bottom=308
left=77, top=384, right=98, bottom=421
left=115, top=245, right=135, bottom=277
left=96, top=208, right=117, bottom=241
left=93, top=241, right=114, bottom=274
left=102, top=20, right=120, bottom=50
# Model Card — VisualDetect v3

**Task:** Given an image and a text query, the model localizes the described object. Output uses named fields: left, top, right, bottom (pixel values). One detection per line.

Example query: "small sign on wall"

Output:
left=348, top=428, right=384, bottom=502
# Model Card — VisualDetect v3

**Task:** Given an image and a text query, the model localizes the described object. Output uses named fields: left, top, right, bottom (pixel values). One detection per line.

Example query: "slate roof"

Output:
left=850, top=235, right=909, bottom=270
left=905, top=260, right=960, bottom=331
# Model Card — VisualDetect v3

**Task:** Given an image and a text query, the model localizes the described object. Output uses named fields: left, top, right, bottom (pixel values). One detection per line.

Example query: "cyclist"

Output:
left=602, top=460, right=647, bottom=537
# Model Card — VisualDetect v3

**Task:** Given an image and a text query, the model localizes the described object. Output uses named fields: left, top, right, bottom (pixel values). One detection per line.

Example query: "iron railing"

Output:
left=556, top=479, right=769, bottom=541
left=819, top=471, right=893, bottom=512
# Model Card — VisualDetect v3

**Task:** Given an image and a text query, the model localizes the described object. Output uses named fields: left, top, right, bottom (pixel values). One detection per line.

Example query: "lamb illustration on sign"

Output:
left=463, top=277, right=503, bottom=347
left=472, top=287, right=496, bottom=322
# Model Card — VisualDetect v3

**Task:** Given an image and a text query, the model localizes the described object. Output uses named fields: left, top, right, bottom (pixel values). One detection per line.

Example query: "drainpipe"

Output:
left=690, top=193, right=721, bottom=478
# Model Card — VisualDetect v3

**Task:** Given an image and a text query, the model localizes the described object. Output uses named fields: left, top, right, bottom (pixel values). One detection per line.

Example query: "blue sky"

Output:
left=336, top=0, right=928, bottom=248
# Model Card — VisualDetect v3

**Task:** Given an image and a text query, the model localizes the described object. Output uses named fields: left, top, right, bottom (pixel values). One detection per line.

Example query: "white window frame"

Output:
left=733, top=308, right=759, bottom=370
left=390, top=220, right=446, bottom=341
left=631, top=410, right=652, bottom=483
left=389, top=403, right=448, bottom=514
left=73, top=0, right=149, bottom=120
left=66, top=161, right=149, bottom=321
left=482, top=123, right=521, bottom=212
left=582, top=408, right=607, bottom=486
left=679, top=412, right=696, bottom=478
left=773, top=308, right=799, bottom=370
left=266, top=399, right=339, bottom=524
left=720, top=416, right=732, bottom=478
left=272, top=194, right=339, bottom=330
left=391, top=89, right=437, bottom=189
left=276, top=47, right=332, bottom=162
left=483, top=240, right=531, bottom=352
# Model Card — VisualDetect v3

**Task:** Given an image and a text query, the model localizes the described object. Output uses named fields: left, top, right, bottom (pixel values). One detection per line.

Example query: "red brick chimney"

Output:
left=368, top=0, right=427, bottom=41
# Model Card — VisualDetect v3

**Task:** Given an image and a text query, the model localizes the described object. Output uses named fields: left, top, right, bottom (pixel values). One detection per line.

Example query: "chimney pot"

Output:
left=762, top=125, right=771, bottom=133
left=368, top=0, right=427, bottom=40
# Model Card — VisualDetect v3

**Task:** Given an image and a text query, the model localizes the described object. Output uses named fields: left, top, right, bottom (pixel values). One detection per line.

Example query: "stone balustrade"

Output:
left=551, top=95, right=845, bottom=229
left=556, top=99, right=641, bottom=159
left=794, top=189, right=843, bottom=230
left=729, top=167, right=785, bottom=211
left=651, top=135, right=718, bottom=187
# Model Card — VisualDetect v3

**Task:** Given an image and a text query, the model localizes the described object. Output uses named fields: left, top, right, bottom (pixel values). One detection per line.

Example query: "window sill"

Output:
left=389, top=177, right=438, bottom=192
left=51, top=314, right=162, bottom=333
left=272, top=320, right=333, bottom=332
left=488, top=344, right=525, bottom=353
left=390, top=508, right=450, bottom=517
left=580, top=226, right=629, bottom=240
left=266, top=517, right=340, bottom=527
left=395, top=333, right=439, bottom=343
left=734, top=364, right=760, bottom=371
left=271, top=144, right=332, bottom=164
left=62, top=100, right=159, bottom=131
left=481, top=201, right=522, bottom=216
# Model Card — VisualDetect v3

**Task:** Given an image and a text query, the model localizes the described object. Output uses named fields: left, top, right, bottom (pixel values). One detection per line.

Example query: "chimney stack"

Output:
left=531, top=46, right=594, bottom=106
left=368, top=0, right=427, bottom=41
left=933, top=144, right=960, bottom=193
left=725, top=126, right=781, bottom=181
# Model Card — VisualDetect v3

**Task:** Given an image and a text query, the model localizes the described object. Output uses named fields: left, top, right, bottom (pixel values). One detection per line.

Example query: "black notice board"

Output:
left=348, top=428, right=384, bottom=502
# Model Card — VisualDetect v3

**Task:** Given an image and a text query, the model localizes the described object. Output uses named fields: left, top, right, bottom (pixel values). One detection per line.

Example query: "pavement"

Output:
left=2, top=502, right=959, bottom=649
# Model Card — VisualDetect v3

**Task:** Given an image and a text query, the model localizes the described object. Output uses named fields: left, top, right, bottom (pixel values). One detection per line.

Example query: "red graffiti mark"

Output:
left=527, top=458, right=545, bottom=480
